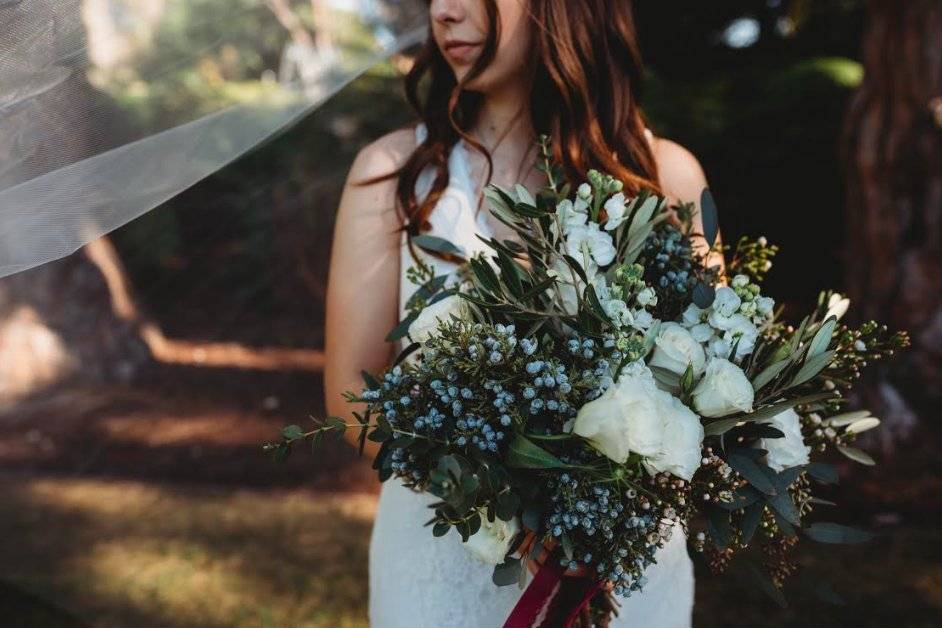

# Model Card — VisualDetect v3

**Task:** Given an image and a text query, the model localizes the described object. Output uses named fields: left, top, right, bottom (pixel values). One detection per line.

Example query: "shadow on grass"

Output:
left=0, top=474, right=374, bottom=628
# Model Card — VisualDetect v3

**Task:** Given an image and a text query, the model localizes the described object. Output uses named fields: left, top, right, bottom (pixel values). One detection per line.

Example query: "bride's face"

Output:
left=430, top=0, right=532, bottom=92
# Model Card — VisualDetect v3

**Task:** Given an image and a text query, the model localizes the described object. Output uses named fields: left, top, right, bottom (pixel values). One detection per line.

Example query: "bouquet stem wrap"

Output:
left=503, top=560, right=605, bottom=628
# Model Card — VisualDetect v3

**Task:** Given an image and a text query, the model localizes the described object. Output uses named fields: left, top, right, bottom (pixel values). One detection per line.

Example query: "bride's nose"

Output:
left=430, top=0, right=466, bottom=24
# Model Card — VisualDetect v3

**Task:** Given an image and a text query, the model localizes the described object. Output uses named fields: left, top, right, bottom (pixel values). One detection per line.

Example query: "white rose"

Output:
left=759, top=408, right=811, bottom=472
left=712, top=287, right=742, bottom=317
left=825, top=293, right=850, bottom=321
left=692, top=358, right=755, bottom=418
left=464, top=514, right=521, bottom=565
left=649, top=322, right=707, bottom=377
left=644, top=395, right=705, bottom=481
left=573, top=366, right=665, bottom=462
left=690, top=323, right=714, bottom=343
left=408, top=295, right=468, bottom=343
left=681, top=303, right=703, bottom=327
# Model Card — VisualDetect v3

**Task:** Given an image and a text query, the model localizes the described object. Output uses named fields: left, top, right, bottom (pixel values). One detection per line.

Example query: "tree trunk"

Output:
left=842, top=0, right=942, bottom=443
left=0, top=240, right=151, bottom=406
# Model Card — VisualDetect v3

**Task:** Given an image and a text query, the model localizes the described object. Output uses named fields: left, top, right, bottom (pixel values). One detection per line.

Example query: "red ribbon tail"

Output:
left=503, top=561, right=604, bottom=628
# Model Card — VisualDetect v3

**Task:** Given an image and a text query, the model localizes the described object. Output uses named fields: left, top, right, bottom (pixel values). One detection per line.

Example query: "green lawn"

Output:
left=1, top=473, right=939, bottom=628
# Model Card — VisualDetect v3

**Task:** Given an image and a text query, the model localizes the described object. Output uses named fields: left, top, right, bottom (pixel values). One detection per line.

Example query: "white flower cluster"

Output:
left=572, top=361, right=704, bottom=481
left=677, top=275, right=774, bottom=362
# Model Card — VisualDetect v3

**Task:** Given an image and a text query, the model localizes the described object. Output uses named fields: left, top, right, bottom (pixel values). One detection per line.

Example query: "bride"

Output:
left=325, top=1, right=719, bottom=626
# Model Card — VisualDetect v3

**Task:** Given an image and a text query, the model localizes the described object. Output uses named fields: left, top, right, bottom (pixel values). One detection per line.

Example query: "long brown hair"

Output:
left=383, top=0, right=660, bottom=236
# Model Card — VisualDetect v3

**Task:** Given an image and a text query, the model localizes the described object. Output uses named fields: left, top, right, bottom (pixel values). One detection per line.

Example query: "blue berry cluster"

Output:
left=641, top=224, right=698, bottom=318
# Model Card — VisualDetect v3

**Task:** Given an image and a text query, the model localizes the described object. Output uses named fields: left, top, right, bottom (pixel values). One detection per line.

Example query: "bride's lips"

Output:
left=442, top=39, right=482, bottom=63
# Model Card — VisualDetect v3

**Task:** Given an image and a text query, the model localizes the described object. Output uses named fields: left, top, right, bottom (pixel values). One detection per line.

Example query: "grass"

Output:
left=0, top=473, right=939, bottom=628
left=0, top=474, right=374, bottom=628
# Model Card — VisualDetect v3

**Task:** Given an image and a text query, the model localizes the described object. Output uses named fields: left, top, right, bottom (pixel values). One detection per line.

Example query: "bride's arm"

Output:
left=324, top=129, right=414, bottom=461
left=652, top=137, right=727, bottom=274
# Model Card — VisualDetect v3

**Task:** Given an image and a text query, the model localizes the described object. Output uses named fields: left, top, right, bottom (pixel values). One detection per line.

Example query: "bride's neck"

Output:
left=469, top=81, right=534, bottom=153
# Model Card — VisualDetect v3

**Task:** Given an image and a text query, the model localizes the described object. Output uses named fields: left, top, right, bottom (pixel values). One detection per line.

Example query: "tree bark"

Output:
left=842, top=0, right=942, bottom=440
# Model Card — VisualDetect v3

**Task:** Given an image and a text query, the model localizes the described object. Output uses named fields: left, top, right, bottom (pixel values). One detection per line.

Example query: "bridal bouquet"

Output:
left=266, top=138, right=908, bottom=626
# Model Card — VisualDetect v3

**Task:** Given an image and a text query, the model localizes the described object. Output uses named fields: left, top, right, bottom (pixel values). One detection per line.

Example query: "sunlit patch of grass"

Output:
left=0, top=475, right=374, bottom=628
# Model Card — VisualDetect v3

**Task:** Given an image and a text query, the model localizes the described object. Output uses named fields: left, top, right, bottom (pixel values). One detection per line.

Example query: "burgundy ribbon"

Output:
left=503, top=561, right=605, bottom=628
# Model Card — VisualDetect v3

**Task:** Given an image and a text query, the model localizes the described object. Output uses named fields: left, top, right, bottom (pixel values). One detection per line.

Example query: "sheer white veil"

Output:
left=0, top=0, right=426, bottom=278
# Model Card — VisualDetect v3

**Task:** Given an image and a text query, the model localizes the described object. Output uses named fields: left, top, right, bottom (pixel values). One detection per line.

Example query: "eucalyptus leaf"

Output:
left=837, top=444, right=876, bottom=466
left=804, top=522, right=874, bottom=544
left=386, top=311, right=418, bottom=342
left=506, top=435, right=566, bottom=469
left=412, top=234, right=466, bottom=258
left=807, top=317, right=837, bottom=359
left=727, top=452, right=777, bottom=495
left=700, top=188, right=720, bottom=248
left=692, top=282, right=716, bottom=308
left=751, top=358, right=791, bottom=392
left=741, top=501, right=764, bottom=545
left=492, top=557, right=524, bottom=587
left=790, top=350, right=836, bottom=387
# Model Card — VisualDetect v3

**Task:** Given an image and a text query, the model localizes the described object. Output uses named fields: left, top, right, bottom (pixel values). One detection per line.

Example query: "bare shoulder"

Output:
left=348, top=126, right=417, bottom=182
left=650, top=136, right=708, bottom=206
left=338, top=126, right=417, bottom=228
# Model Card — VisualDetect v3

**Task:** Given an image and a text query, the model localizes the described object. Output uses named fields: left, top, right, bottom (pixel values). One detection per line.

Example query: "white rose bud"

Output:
left=577, top=182, right=592, bottom=200
left=573, top=366, right=665, bottom=462
left=712, top=287, right=742, bottom=317
left=692, top=358, right=755, bottom=418
left=464, top=515, right=521, bottom=565
left=731, top=274, right=750, bottom=288
left=759, top=408, right=811, bottom=472
left=649, top=322, right=707, bottom=377
left=756, top=296, right=775, bottom=317
left=825, top=293, right=851, bottom=321
left=408, top=294, right=468, bottom=343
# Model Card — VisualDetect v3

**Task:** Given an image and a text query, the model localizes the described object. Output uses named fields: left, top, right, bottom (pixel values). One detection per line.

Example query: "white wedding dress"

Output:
left=368, top=125, right=695, bottom=628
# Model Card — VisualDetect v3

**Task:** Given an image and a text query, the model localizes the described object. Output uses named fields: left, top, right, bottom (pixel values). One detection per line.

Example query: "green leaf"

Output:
left=727, top=453, right=777, bottom=495
left=432, top=521, right=451, bottom=537
left=741, top=501, right=764, bottom=545
left=681, top=363, right=696, bottom=394
left=651, top=366, right=681, bottom=390
left=703, top=417, right=743, bottom=437
left=326, top=417, right=347, bottom=437
left=386, top=311, right=418, bottom=342
left=807, top=317, right=837, bottom=359
left=514, top=184, right=536, bottom=207
left=506, top=435, right=566, bottom=469
left=836, top=444, right=876, bottom=466
left=412, top=234, right=466, bottom=258
left=692, top=282, right=715, bottom=308
left=706, top=506, right=732, bottom=550
left=804, top=522, right=874, bottom=544
left=281, top=424, right=304, bottom=440
left=790, top=350, right=836, bottom=387
left=744, top=561, right=788, bottom=608
left=806, top=462, right=839, bottom=485
left=492, top=557, right=523, bottom=587
left=361, top=371, right=381, bottom=390
left=751, top=358, right=791, bottom=392
left=496, top=491, right=521, bottom=521
left=700, top=188, right=720, bottom=248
